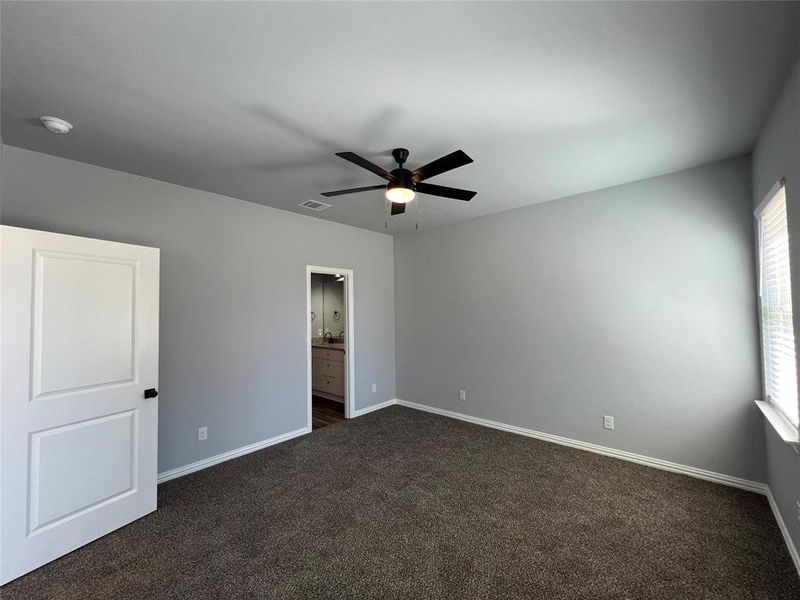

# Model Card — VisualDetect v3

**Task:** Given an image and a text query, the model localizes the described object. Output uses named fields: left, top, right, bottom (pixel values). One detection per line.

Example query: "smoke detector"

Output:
left=299, top=199, right=332, bottom=212
left=40, top=116, right=73, bottom=135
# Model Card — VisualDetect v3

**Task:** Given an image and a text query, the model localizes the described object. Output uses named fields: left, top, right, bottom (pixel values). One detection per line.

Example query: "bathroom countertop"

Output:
left=311, top=343, right=345, bottom=350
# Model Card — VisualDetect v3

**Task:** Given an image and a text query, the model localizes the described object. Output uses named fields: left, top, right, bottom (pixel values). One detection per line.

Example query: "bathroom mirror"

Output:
left=310, top=273, right=346, bottom=341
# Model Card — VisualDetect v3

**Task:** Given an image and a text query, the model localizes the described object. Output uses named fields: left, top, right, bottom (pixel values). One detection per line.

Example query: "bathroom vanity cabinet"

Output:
left=312, top=345, right=345, bottom=399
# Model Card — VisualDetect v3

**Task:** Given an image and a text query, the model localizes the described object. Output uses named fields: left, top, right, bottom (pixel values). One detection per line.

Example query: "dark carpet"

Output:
left=3, top=406, right=798, bottom=599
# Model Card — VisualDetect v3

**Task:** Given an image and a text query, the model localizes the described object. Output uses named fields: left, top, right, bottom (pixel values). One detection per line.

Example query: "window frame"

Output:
left=754, top=177, right=800, bottom=432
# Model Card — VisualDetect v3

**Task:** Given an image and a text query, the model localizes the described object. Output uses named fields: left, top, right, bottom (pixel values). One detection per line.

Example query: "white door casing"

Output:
left=306, top=266, right=355, bottom=426
left=0, top=226, right=160, bottom=584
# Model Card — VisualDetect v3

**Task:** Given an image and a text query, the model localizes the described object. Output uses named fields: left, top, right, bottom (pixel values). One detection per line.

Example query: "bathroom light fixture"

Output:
left=40, top=116, right=73, bottom=135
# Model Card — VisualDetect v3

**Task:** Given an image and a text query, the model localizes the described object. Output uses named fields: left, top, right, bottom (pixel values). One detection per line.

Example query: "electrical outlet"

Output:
left=198, top=426, right=208, bottom=442
left=603, top=415, right=615, bottom=430
left=371, top=383, right=377, bottom=393
left=459, top=390, right=466, bottom=401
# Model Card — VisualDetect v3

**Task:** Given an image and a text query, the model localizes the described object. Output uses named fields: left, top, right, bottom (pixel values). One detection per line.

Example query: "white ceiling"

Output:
left=2, top=1, right=799, bottom=234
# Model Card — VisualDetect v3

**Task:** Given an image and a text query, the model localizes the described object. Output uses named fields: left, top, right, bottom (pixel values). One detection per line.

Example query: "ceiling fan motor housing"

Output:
left=388, top=168, right=415, bottom=191
left=392, top=147, right=410, bottom=167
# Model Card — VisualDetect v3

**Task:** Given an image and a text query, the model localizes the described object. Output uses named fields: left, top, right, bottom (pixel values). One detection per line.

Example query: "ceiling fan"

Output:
left=322, top=148, right=476, bottom=215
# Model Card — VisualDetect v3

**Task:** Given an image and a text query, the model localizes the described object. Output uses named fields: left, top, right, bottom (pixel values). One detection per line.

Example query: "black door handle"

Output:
left=144, top=388, right=159, bottom=399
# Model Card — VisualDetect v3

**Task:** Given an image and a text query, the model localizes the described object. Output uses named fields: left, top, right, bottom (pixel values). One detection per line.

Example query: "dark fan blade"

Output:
left=415, top=182, right=476, bottom=201
left=321, top=184, right=385, bottom=198
left=390, top=202, right=406, bottom=216
left=411, top=150, right=473, bottom=182
left=335, top=152, right=396, bottom=181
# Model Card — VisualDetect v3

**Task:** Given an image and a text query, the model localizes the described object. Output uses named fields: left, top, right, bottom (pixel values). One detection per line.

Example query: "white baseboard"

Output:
left=399, top=398, right=800, bottom=576
left=157, top=426, right=310, bottom=484
left=394, top=399, right=767, bottom=494
left=154, top=398, right=799, bottom=576
left=157, top=399, right=400, bottom=484
left=766, top=489, right=800, bottom=577
left=352, top=398, right=397, bottom=417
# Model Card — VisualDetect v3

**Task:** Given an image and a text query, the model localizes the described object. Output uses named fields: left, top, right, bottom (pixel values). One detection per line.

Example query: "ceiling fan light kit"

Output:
left=386, top=182, right=415, bottom=204
left=322, top=147, right=476, bottom=218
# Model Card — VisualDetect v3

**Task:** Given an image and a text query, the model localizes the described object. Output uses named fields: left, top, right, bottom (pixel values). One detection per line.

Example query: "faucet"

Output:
left=324, top=331, right=333, bottom=342
left=339, top=331, right=344, bottom=340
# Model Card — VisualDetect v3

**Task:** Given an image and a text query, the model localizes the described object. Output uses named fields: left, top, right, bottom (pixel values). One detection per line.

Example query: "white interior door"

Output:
left=0, top=226, right=159, bottom=584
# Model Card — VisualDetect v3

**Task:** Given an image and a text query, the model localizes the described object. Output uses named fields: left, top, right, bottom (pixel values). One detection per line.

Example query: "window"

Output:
left=757, top=180, right=799, bottom=427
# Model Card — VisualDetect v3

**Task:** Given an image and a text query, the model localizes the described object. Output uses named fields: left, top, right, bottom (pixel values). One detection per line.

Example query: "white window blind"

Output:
left=757, top=182, right=799, bottom=427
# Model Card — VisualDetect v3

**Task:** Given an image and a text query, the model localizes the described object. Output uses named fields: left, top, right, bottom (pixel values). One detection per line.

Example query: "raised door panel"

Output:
left=29, top=410, right=137, bottom=534
left=33, top=252, right=136, bottom=398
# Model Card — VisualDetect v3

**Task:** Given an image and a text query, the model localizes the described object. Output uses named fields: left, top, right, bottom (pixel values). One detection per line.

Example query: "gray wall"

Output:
left=395, top=156, right=765, bottom=482
left=0, top=145, right=396, bottom=473
left=753, top=57, right=800, bottom=557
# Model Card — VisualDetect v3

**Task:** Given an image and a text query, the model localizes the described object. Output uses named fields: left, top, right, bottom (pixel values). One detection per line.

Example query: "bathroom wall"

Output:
left=323, top=278, right=346, bottom=339
left=310, top=274, right=324, bottom=338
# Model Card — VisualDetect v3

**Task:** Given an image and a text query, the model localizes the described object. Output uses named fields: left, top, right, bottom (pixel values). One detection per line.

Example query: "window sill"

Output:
left=755, top=400, right=800, bottom=448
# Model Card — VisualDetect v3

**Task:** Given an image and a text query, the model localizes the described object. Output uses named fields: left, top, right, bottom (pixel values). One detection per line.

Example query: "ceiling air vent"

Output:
left=299, top=199, right=332, bottom=212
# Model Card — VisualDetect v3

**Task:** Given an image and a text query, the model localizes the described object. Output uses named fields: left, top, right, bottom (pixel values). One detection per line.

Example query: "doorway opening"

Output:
left=306, top=266, right=354, bottom=430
